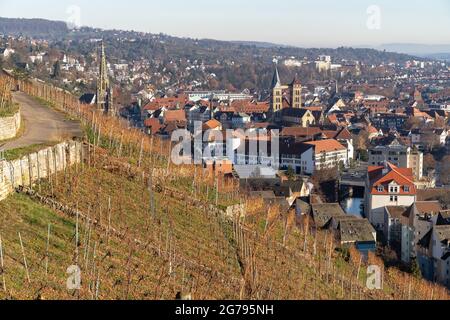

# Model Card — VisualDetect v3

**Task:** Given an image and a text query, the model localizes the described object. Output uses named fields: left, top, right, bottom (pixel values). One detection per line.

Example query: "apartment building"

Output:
left=369, top=139, right=423, bottom=180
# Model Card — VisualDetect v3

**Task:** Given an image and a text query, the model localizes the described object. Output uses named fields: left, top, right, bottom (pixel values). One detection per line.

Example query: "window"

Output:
left=404, top=186, right=410, bottom=193
left=377, top=186, right=384, bottom=192
left=389, top=186, right=399, bottom=193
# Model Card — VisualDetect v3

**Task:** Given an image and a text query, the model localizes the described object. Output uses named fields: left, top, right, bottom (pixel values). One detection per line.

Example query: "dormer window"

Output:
left=377, top=186, right=384, bottom=192
left=389, top=186, right=399, bottom=193
left=404, top=186, right=410, bottom=193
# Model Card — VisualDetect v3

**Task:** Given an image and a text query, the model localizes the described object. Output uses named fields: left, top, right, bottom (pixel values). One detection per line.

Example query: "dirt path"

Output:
left=1, top=91, right=83, bottom=151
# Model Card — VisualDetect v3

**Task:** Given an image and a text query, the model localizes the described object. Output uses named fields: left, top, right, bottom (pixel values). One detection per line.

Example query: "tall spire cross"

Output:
left=271, top=60, right=281, bottom=89
left=96, top=40, right=114, bottom=115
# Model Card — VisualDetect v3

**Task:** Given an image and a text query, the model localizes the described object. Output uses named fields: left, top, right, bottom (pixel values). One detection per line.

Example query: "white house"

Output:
left=305, top=139, right=348, bottom=170
left=365, top=163, right=417, bottom=230
left=280, top=142, right=315, bottom=175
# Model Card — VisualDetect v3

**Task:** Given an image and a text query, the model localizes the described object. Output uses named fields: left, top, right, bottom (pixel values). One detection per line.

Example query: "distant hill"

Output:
left=421, top=53, right=450, bottom=61
left=230, top=40, right=292, bottom=48
left=378, top=43, right=450, bottom=57
left=0, top=17, right=425, bottom=91
left=0, top=17, right=69, bottom=38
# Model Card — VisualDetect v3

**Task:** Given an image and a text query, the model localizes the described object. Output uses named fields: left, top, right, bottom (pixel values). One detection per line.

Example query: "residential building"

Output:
left=304, top=139, right=348, bottom=170
left=185, top=90, right=253, bottom=103
left=371, top=113, right=408, bottom=131
left=310, top=203, right=376, bottom=254
left=365, top=163, right=417, bottom=230
left=418, top=225, right=450, bottom=288
left=369, top=139, right=424, bottom=180
left=279, top=141, right=315, bottom=175
left=310, top=203, right=346, bottom=229
left=336, top=218, right=377, bottom=254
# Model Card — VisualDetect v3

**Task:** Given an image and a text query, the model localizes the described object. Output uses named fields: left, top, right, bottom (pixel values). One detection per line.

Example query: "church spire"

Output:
left=270, top=60, right=281, bottom=89
left=96, top=40, right=114, bottom=115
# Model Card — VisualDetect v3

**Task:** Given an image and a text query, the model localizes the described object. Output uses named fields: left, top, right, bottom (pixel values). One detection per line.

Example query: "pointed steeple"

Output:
left=270, top=61, right=281, bottom=89
left=96, top=40, right=114, bottom=115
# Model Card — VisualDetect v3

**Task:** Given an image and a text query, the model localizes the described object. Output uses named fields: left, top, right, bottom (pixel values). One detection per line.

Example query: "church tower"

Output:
left=290, top=74, right=302, bottom=109
left=96, top=41, right=114, bottom=115
left=270, top=62, right=283, bottom=113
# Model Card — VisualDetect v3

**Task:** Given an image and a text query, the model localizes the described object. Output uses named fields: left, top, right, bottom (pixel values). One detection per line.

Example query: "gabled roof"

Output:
left=338, top=219, right=377, bottom=243
left=335, top=127, right=353, bottom=140
left=368, top=163, right=416, bottom=195
left=311, top=203, right=346, bottom=229
left=305, top=139, right=346, bottom=154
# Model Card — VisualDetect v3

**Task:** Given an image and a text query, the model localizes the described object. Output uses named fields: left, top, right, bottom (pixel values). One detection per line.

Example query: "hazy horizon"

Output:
left=1, top=0, right=449, bottom=49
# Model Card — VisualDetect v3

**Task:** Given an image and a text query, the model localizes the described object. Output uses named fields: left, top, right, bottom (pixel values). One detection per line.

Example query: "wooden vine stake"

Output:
left=0, top=234, right=6, bottom=292
left=45, top=224, right=51, bottom=276
left=18, top=232, right=31, bottom=283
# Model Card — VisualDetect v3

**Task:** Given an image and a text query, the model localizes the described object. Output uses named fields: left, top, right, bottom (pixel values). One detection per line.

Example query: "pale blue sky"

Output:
left=1, top=0, right=449, bottom=47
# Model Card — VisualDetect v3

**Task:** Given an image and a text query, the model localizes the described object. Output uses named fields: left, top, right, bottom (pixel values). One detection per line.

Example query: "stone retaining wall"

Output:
left=0, top=140, right=83, bottom=201
left=0, top=110, right=21, bottom=140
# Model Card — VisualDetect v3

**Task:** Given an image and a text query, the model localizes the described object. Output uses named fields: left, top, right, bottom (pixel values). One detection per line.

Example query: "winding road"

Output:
left=1, top=91, right=83, bottom=151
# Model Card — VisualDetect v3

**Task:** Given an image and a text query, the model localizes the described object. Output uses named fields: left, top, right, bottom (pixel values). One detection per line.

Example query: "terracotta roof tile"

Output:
left=305, top=139, right=346, bottom=154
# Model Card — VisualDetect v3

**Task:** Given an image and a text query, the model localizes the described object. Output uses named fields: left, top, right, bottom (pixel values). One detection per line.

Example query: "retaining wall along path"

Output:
left=0, top=140, right=83, bottom=201
left=0, top=110, right=21, bottom=140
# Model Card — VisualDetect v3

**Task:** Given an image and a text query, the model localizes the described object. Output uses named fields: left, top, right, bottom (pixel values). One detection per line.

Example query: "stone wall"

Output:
left=0, top=140, right=83, bottom=201
left=0, top=111, right=21, bottom=140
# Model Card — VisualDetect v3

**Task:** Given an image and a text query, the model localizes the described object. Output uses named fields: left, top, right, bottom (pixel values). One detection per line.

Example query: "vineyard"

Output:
left=0, top=73, right=449, bottom=300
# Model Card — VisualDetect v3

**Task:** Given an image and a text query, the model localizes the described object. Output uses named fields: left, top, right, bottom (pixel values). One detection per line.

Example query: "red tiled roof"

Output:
left=203, top=119, right=222, bottom=130
left=235, top=101, right=269, bottom=114
left=368, top=163, right=416, bottom=195
left=321, top=130, right=338, bottom=139
left=305, top=139, right=346, bottom=154
left=164, top=109, right=186, bottom=122
left=335, top=128, right=352, bottom=140
left=144, top=118, right=163, bottom=133
left=281, top=127, right=323, bottom=137
left=143, top=95, right=188, bottom=111
left=144, top=118, right=159, bottom=127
